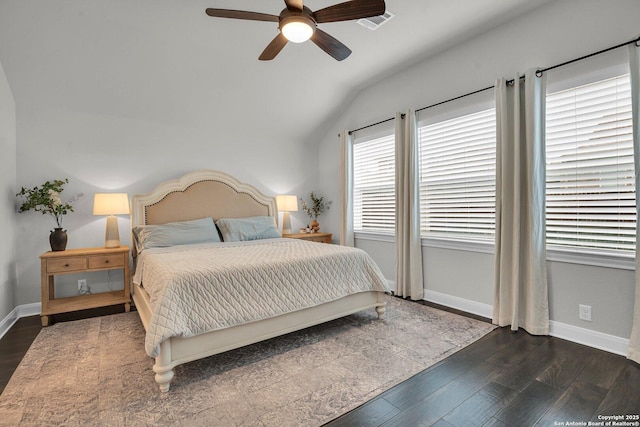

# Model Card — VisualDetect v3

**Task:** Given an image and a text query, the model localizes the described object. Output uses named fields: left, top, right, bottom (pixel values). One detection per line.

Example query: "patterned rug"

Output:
left=0, top=295, right=495, bottom=426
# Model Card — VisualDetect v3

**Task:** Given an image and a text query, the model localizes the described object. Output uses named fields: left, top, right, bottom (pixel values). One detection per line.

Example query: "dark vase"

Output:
left=49, top=228, right=68, bottom=251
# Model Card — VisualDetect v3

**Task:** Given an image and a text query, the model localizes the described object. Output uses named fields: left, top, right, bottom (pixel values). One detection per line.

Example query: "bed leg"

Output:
left=153, top=341, right=174, bottom=393
left=154, top=367, right=174, bottom=393
left=375, top=303, right=386, bottom=319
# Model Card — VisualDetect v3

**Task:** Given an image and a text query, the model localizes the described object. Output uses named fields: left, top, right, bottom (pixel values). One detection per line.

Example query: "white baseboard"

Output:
left=0, top=307, right=19, bottom=340
left=549, top=320, right=629, bottom=357
left=18, top=302, right=41, bottom=317
left=0, top=302, right=41, bottom=340
left=424, top=289, right=493, bottom=319
left=423, top=289, right=629, bottom=357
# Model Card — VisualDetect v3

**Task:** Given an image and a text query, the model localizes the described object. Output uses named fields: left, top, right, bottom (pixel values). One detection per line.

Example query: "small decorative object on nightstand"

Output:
left=283, top=232, right=332, bottom=244
left=300, top=192, right=332, bottom=232
left=16, top=178, right=82, bottom=251
left=40, top=246, right=131, bottom=326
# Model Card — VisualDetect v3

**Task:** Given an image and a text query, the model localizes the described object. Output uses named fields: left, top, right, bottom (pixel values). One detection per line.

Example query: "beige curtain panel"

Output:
left=339, top=131, right=355, bottom=247
left=493, top=70, right=550, bottom=335
left=394, top=111, right=424, bottom=300
left=628, top=44, right=640, bottom=364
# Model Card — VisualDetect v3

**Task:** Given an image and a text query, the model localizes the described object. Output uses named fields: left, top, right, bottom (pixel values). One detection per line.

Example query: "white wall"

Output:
left=0, top=0, right=331, bottom=307
left=317, top=0, right=640, bottom=340
left=0, top=0, right=330, bottom=307
left=0, top=59, right=16, bottom=321
left=12, top=105, right=318, bottom=304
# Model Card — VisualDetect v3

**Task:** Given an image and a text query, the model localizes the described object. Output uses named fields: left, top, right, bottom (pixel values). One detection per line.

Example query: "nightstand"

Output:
left=283, top=232, right=332, bottom=244
left=40, top=246, right=131, bottom=326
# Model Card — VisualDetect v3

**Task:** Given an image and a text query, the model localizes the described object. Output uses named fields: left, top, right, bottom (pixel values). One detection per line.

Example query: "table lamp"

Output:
left=276, top=195, right=298, bottom=235
left=93, top=193, right=130, bottom=248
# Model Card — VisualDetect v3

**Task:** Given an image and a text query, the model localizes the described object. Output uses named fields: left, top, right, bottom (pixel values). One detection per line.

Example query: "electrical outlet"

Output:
left=78, top=279, right=88, bottom=294
left=579, top=304, right=592, bottom=322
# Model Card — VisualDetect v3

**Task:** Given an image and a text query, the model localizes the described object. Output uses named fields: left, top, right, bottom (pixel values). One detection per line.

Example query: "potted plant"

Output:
left=16, top=179, right=81, bottom=251
left=300, top=192, right=332, bottom=232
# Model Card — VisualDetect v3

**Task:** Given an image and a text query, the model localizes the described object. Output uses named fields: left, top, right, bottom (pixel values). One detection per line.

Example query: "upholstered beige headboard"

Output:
left=130, top=170, right=277, bottom=255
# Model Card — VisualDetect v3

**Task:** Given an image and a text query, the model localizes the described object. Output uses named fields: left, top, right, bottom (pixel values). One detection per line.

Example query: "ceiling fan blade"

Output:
left=205, top=9, right=279, bottom=22
left=284, top=0, right=303, bottom=12
left=310, top=28, right=351, bottom=61
left=259, top=33, right=289, bottom=60
left=313, top=0, right=385, bottom=23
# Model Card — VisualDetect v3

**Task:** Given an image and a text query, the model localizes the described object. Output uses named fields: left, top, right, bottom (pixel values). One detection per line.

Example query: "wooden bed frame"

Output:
left=130, top=170, right=386, bottom=392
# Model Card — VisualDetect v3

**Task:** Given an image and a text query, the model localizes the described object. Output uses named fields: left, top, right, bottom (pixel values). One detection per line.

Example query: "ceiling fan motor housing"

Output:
left=279, top=7, right=317, bottom=43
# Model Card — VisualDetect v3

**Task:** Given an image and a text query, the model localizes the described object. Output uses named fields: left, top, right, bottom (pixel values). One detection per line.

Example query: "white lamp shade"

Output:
left=276, top=195, right=298, bottom=212
left=93, top=193, right=129, bottom=248
left=93, top=193, right=130, bottom=215
left=277, top=194, right=298, bottom=235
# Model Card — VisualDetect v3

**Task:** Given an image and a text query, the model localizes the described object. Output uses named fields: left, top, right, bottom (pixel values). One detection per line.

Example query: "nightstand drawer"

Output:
left=89, top=254, right=125, bottom=269
left=283, top=232, right=332, bottom=244
left=305, top=235, right=331, bottom=243
left=46, top=257, right=87, bottom=273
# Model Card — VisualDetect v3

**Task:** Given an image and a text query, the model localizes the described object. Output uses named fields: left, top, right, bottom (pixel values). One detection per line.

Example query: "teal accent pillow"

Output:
left=133, top=217, right=220, bottom=252
left=215, top=216, right=281, bottom=242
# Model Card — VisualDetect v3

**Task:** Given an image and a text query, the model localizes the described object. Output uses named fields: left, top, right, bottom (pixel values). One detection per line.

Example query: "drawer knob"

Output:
left=64, top=264, right=69, bottom=267
left=105, top=260, right=110, bottom=264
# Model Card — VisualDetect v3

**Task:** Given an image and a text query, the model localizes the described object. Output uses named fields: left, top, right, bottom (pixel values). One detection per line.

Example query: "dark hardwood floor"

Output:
left=1, top=303, right=639, bottom=426
left=325, top=304, right=640, bottom=427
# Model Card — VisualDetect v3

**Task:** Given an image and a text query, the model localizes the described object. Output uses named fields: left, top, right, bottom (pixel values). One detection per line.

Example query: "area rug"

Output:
left=0, top=295, right=495, bottom=426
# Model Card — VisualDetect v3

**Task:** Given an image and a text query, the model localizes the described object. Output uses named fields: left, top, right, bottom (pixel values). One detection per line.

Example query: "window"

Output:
left=353, top=132, right=395, bottom=234
left=546, top=73, right=635, bottom=253
left=418, top=108, right=496, bottom=243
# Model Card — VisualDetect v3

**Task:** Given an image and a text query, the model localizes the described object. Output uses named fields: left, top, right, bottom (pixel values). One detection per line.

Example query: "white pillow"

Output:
left=133, top=217, right=220, bottom=252
left=215, top=216, right=281, bottom=242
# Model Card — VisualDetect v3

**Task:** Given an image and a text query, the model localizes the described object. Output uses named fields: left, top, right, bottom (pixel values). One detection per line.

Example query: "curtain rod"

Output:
left=504, top=36, right=640, bottom=85
left=415, top=85, right=494, bottom=113
left=348, top=116, right=395, bottom=135
left=348, top=84, right=495, bottom=135
left=347, top=35, right=640, bottom=136
left=535, top=35, right=640, bottom=77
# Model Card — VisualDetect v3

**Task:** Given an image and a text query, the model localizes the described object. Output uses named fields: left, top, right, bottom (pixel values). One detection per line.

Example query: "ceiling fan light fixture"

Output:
left=206, top=0, right=387, bottom=60
left=281, top=17, right=314, bottom=43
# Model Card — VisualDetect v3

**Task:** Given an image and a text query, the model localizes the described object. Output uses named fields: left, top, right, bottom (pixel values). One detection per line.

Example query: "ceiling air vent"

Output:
left=357, top=11, right=394, bottom=30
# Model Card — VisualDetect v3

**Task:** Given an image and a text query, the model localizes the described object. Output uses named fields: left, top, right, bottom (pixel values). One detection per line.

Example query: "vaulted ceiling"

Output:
left=0, top=0, right=550, bottom=143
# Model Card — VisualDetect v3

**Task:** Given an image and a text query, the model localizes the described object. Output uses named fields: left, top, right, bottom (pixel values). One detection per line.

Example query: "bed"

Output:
left=130, top=170, right=389, bottom=392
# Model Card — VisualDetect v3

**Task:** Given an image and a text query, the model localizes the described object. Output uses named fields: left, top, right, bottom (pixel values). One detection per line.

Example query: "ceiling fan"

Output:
left=205, top=0, right=386, bottom=61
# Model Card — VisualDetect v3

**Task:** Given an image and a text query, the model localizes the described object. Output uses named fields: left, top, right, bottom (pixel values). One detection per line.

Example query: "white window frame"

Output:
left=352, top=124, right=396, bottom=237
left=349, top=54, right=637, bottom=271
left=545, top=58, right=635, bottom=270
left=417, top=93, right=496, bottom=254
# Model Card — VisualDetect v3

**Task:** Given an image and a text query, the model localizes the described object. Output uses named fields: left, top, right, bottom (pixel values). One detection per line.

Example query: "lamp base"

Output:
left=104, top=239, right=120, bottom=249
left=104, top=215, right=121, bottom=248
left=282, top=212, right=292, bottom=235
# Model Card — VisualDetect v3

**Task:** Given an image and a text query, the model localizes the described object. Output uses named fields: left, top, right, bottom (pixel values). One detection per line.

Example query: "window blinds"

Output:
left=418, top=108, right=496, bottom=242
left=353, top=133, right=396, bottom=234
left=546, top=74, right=635, bottom=252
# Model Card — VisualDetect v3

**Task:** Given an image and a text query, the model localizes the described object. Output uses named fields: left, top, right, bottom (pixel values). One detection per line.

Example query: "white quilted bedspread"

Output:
left=133, top=238, right=389, bottom=357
